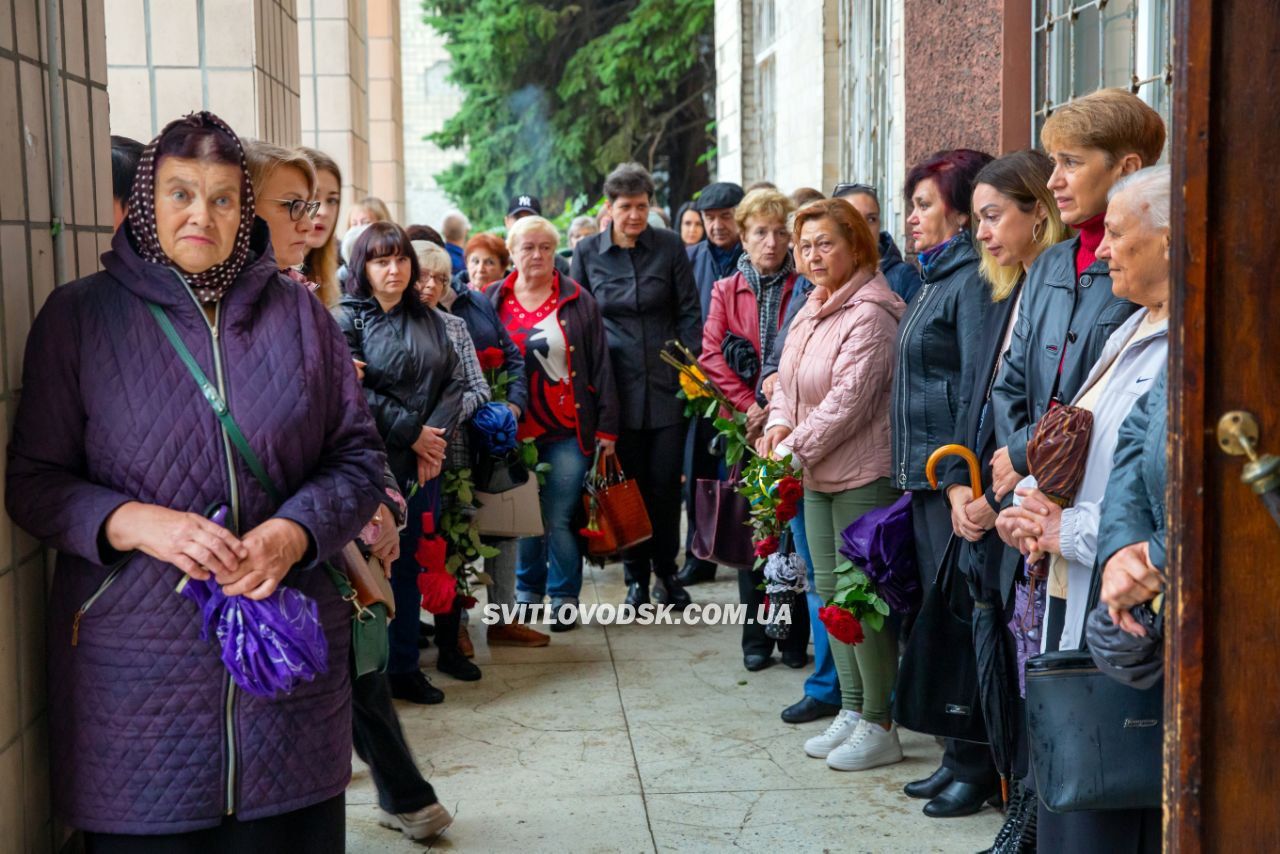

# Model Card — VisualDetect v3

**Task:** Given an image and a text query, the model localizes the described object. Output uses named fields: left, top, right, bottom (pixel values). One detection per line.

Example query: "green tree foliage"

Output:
left=424, top=0, right=714, bottom=227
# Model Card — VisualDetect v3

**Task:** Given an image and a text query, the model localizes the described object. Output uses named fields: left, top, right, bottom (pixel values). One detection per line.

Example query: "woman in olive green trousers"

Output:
left=759, top=198, right=907, bottom=772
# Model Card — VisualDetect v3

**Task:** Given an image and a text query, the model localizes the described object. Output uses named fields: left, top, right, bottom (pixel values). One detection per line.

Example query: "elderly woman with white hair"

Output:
left=486, top=215, right=620, bottom=630
left=995, top=164, right=1171, bottom=854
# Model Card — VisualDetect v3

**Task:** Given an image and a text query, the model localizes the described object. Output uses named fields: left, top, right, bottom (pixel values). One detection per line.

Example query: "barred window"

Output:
left=838, top=0, right=899, bottom=228
left=1033, top=0, right=1174, bottom=143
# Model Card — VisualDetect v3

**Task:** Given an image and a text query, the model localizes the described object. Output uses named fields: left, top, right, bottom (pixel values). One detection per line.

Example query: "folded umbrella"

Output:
left=1023, top=404, right=1094, bottom=580
left=179, top=505, right=329, bottom=698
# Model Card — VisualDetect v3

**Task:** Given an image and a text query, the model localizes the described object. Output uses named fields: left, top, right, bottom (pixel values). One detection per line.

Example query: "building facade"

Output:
left=715, top=0, right=1173, bottom=242
left=399, top=0, right=464, bottom=229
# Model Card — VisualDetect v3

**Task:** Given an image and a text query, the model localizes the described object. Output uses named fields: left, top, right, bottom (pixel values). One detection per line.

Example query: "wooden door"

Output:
left=1169, top=0, right=1280, bottom=849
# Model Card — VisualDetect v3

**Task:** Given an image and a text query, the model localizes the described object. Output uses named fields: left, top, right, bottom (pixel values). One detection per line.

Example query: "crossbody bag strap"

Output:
left=145, top=301, right=355, bottom=599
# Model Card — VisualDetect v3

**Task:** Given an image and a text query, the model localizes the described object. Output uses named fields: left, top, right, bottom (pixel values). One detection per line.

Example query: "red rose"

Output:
left=777, top=476, right=804, bottom=504
left=775, top=498, right=798, bottom=523
left=417, top=565, right=457, bottom=615
left=462, top=595, right=479, bottom=610
left=579, top=526, right=607, bottom=541
left=477, top=346, right=505, bottom=371
left=753, top=536, right=779, bottom=558
left=818, top=605, right=865, bottom=645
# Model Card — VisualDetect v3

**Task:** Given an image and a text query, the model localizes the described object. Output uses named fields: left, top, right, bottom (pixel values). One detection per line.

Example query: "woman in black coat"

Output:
left=890, top=148, right=998, bottom=818
left=333, top=222, right=465, bottom=703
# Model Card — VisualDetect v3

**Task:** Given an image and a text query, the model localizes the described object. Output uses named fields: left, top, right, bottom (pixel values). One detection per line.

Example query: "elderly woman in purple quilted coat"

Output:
left=5, top=113, right=385, bottom=852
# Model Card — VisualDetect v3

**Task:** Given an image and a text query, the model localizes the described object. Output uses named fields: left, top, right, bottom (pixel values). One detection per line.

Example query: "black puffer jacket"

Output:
left=878, top=231, right=923, bottom=305
left=571, top=225, right=701, bottom=431
left=890, top=232, right=990, bottom=490
left=333, top=294, right=464, bottom=488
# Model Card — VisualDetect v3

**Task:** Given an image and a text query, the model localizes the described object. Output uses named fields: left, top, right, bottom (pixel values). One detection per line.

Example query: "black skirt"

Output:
left=83, top=792, right=345, bottom=854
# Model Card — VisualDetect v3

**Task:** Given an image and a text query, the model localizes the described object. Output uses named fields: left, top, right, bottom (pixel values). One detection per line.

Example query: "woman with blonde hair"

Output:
left=299, top=146, right=344, bottom=306
left=349, top=196, right=392, bottom=229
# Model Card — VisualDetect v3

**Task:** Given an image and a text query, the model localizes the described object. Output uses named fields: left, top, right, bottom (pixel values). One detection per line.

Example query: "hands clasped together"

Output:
left=105, top=502, right=309, bottom=601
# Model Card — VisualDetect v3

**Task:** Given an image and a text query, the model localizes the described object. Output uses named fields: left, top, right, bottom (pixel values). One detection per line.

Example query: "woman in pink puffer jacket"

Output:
left=759, top=198, right=907, bottom=773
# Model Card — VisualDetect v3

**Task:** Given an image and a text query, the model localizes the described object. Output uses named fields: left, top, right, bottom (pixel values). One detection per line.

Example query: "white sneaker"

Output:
left=825, top=718, right=904, bottom=771
left=378, top=803, right=453, bottom=840
left=803, top=709, right=861, bottom=758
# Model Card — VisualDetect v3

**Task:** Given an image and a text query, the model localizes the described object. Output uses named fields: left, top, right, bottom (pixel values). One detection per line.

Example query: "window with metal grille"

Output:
left=1032, top=0, right=1173, bottom=144
left=838, top=0, right=898, bottom=229
left=752, top=0, right=777, bottom=182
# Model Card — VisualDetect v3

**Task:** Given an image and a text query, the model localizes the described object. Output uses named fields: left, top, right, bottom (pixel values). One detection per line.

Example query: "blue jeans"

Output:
left=517, top=438, right=591, bottom=603
left=795, top=502, right=841, bottom=706
left=388, top=478, right=441, bottom=675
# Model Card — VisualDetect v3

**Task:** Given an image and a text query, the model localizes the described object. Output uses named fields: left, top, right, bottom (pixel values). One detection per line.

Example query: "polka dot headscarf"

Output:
left=126, top=111, right=257, bottom=305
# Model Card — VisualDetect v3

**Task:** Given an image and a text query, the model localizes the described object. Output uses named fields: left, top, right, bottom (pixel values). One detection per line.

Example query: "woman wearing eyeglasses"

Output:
left=833, top=182, right=922, bottom=305
left=243, top=140, right=321, bottom=272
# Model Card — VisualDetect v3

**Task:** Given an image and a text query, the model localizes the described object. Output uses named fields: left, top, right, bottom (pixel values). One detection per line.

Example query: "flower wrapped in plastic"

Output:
left=471, top=400, right=518, bottom=456
left=838, top=491, right=920, bottom=615
left=179, top=505, right=328, bottom=698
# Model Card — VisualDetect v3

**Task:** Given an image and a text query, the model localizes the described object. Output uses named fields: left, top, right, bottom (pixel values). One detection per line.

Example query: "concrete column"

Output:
left=1, top=0, right=114, bottom=850
left=366, top=0, right=402, bottom=221
left=104, top=0, right=302, bottom=145
left=298, top=0, right=369, bottom=215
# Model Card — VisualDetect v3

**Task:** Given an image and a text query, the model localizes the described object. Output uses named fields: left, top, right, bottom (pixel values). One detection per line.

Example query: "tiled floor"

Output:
left=346, top=564, right=1003, bottom=853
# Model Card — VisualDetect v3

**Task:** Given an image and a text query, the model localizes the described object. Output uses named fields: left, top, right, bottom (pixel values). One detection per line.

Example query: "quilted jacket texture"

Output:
left=5, top=222, right=386, bottom=834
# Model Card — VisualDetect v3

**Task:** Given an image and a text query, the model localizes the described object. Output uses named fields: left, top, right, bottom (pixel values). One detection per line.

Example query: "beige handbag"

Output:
left=474, top=477, right=545, bottom=538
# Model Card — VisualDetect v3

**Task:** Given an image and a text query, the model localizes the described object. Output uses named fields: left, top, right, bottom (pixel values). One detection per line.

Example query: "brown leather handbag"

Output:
left=340, top=542, right=396, bottom=617
left=582, top=448, right=652, bottom=560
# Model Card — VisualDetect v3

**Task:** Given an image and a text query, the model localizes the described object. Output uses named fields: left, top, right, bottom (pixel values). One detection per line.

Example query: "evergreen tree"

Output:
left=424, top=0, right=714, bottom=226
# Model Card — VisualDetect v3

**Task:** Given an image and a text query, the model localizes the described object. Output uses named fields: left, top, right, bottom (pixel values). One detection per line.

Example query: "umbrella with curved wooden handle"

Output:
left=925, top=443, right=983, bottom=494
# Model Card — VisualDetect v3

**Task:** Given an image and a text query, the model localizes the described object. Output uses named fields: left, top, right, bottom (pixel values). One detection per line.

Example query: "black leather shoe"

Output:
left=676, top=558, right=717, bottom=585
left=780, top=695, right=840, bottom=724
left=743, top=654, right=773, bottom=672
left=923, top=780, right=1001, bottom=818
left=388, top=671, right=445, bottom=705
left=417, top=621, right=434, bottom=649
left=904, top=766, right=954, bottom=800
left=654, top=576, right=693, bottom=610
left=624, top=583, right=650, bottom=607
left=437, top=654, right=482, bottom=682
left=781, top=651, right=808, bottom=669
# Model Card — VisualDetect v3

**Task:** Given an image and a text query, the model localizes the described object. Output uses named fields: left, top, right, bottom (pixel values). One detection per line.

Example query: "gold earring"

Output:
left=1032, top=219, right=1046, bottom=244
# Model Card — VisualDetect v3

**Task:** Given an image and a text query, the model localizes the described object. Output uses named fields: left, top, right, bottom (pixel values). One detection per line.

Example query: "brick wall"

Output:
left=0, top=1, right=114, bottom=850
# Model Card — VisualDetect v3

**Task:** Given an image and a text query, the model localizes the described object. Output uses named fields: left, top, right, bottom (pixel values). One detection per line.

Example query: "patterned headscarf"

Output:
left=126, top=112, right=257, bottom=304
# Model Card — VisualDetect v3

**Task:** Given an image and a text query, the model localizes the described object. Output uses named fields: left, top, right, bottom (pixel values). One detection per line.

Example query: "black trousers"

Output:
left=683, top=415, right=721, bottom=568
left=352, top=671, right=438, bottom=815
left=912, top=489, right=998, bottom=786
left=85, top=793, right=345, bottom=854
left=618, top=423, right=685, bottom=585
left=738, top=567, right=810, bottom=658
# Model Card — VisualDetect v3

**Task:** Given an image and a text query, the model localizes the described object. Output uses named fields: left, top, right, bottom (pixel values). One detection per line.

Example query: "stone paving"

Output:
left=346, top=563, right=1002, bottom=853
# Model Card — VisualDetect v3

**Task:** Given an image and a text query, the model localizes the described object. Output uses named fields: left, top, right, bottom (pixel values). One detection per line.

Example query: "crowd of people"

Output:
left=7, top=85, right=1172, bottom=852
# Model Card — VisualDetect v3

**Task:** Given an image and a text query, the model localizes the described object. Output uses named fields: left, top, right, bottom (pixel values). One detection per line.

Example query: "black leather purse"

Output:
left=471, top=448, right=529, bottom=494
left=1025, top=568, right=1163, bottom=812
left=893, top=535, right=989, bottom=743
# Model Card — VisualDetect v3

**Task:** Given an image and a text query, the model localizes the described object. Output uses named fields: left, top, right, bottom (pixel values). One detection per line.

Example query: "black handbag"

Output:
left=472, top=448, right=529, bottom=494
left=893, top=534, right=988, bottom=743
left=1025, top=567, right=1163, bottom=812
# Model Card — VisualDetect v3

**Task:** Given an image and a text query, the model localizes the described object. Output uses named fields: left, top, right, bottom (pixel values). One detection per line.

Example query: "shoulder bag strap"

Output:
left=145, top=302, right=354, bottom=598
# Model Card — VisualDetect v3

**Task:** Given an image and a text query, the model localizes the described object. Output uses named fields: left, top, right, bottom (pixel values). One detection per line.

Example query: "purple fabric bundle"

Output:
left=838, top=491, right=921, bottom=614
left=179, top=506, right=329, bottom=697
left=1008, top=575, right=1047, bottom=697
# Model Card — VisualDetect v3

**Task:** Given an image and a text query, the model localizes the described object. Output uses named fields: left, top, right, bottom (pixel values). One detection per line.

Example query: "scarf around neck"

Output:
left=126, top=111, right=257, bottom=305
left=737, top=250, right=794, bottom=367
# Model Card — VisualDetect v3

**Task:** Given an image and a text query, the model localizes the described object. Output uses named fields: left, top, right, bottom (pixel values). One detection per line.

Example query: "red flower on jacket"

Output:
left=754, top=536, right=779, bottom=558
left=417, top=565, right=457, bottom=615
left=819, top=605, right=865, bottom=645
left=477, top=346, right=505, bottom=371
left=777, top=476, right=804, bottom=504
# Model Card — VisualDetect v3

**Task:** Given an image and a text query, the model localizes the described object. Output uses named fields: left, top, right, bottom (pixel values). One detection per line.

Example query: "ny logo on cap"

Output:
left=519, top=196, right=532, bottom=207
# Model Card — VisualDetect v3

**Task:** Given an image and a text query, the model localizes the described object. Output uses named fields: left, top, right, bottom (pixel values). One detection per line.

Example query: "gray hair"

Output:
left=506, top=215, right=561, bottom=252
left=441, top=209, right=471, bottom=242
left=411, top=240, right=453, bottom=277
left=1108, top=164, right=1170, bottom=231
left=569, top=214, right=598, bottom=236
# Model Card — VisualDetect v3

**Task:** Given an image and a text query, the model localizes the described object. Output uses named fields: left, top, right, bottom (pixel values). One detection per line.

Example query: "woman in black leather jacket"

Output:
left=333, top=222, right=465, bottom=703
left=890, top=148, right=999, bottom=819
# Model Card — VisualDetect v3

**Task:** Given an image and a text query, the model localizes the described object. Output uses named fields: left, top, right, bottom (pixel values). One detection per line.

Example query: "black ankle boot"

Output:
left=654, top=575, right=692, bottom=610
left=434, top=597, right=481, bottom=682
left=981, top=780, right=1037, bottom=853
